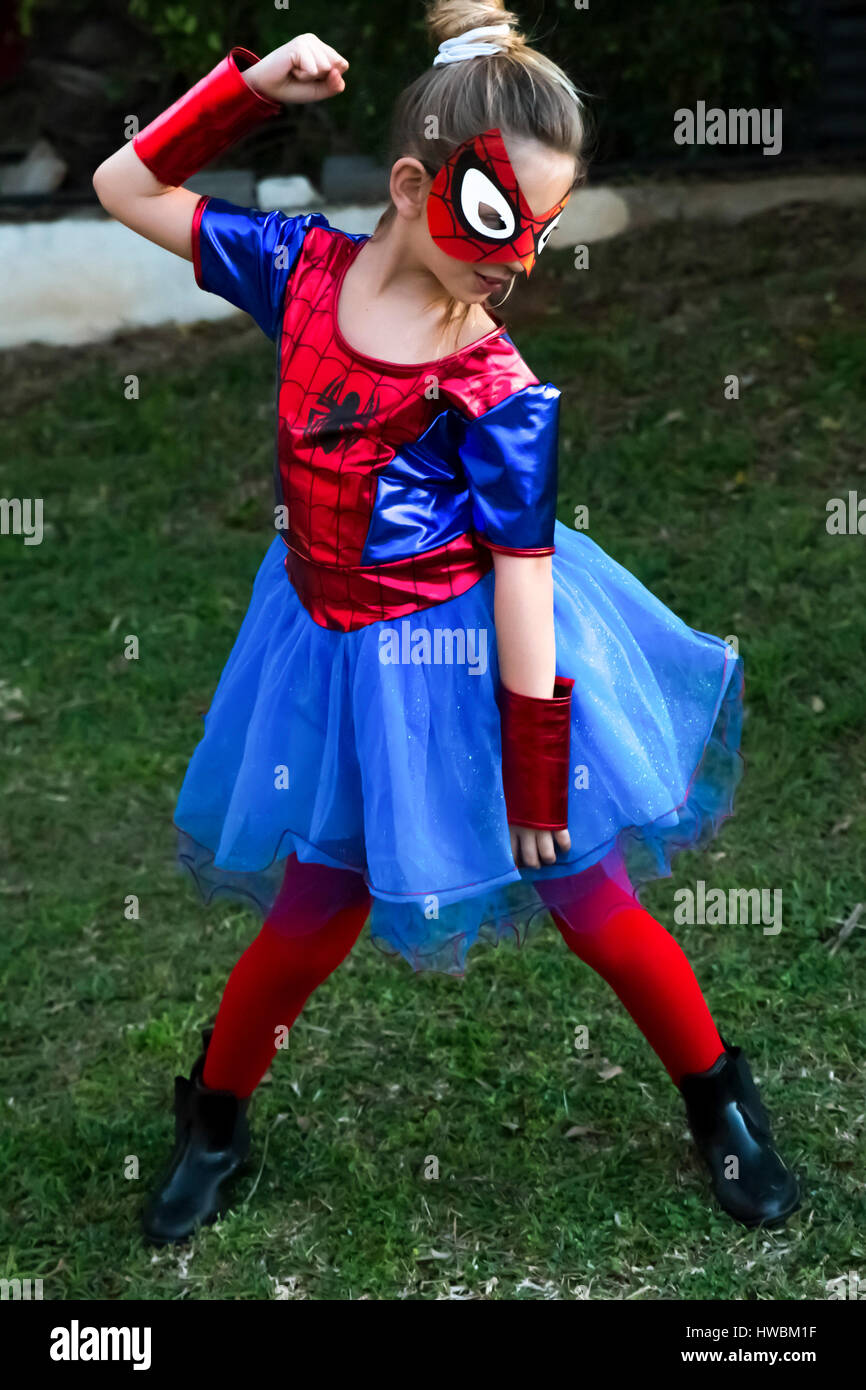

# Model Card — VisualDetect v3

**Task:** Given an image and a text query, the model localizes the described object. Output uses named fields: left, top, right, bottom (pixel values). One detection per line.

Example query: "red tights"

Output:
left=203, top=854, right=723, bottom=1098
left=202, top=857, right=371, bottom=1098
left=538, top=861, right=724, bottom=1084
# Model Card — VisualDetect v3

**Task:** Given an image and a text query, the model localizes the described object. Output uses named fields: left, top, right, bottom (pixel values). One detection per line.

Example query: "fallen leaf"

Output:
left=598, top=1064, right=624, bottom=1081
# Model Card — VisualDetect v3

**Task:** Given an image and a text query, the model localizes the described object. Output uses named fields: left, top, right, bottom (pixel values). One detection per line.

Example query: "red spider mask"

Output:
left=426, top=127, right=571, bottom=276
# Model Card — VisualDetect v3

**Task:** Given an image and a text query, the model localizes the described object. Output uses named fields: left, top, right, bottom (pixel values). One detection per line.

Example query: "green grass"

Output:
left=1, top=202, right=864, bottom=1300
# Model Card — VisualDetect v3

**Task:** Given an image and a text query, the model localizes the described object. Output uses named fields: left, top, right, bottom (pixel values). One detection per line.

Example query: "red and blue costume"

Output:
left=175, top=192, right=745, bottom=974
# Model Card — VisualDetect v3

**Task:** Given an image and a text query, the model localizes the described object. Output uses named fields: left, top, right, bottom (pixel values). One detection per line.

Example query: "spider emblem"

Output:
left=303, top=377, right=383, bottom=454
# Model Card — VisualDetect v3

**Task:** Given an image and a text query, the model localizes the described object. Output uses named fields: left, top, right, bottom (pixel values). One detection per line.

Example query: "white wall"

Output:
left=0, top=203, right=386, bottom=349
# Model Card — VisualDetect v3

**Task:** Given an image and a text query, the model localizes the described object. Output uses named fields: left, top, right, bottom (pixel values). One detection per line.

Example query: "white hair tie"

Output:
left=432, top=23, right=513, bottom=65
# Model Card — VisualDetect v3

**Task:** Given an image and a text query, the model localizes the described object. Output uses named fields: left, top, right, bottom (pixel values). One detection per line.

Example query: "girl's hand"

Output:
left=243, top=35, right=348, bottom=105
left=510, top=825, right=571, bottom=869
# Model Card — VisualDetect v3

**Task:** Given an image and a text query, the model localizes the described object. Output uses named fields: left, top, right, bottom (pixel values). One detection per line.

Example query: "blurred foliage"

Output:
left=17, top=0, right=816, bottom=169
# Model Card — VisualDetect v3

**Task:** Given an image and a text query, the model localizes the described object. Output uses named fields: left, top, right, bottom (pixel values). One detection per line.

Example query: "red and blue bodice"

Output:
left=192, top=197, right=561, bottom=632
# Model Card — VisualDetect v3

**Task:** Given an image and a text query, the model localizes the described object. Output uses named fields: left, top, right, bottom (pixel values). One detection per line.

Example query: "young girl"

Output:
left=93, top=0, right=798, bottom=1245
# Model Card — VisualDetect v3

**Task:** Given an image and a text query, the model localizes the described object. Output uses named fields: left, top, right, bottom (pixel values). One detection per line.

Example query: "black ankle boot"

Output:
left=142, top=1029, right=250, bottom=1245
left=678, top=1041, right=799, bottom=1228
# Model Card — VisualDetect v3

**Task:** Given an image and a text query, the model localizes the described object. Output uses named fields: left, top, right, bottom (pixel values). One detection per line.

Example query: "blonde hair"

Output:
left=374, top=0, right=589, bottom=334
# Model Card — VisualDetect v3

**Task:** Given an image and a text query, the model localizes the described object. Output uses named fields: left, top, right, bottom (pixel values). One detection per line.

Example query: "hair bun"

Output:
left=426, top=0, right=522, bottom=48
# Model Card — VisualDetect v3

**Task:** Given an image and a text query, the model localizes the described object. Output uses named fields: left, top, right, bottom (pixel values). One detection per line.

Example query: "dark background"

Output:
left=2, top=0, right=864, bottom=205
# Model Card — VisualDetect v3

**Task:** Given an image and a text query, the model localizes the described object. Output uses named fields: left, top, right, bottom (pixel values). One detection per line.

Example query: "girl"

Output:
left=93, top=0, right=798, bottom=1245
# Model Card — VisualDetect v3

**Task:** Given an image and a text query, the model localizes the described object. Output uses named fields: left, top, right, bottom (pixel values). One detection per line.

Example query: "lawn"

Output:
left=1, top=200, right=864, bottom=1300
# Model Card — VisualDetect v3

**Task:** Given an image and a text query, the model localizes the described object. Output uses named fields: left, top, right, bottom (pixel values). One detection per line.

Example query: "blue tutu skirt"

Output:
left=175, top=521, right=744, bottom=973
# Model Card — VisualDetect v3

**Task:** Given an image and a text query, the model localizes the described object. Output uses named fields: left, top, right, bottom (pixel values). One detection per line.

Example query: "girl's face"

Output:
left=415, top=131, right=577, bottom=306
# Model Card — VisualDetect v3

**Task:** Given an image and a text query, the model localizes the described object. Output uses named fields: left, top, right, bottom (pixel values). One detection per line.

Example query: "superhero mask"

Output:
left=425, top=127, right=571, bottom=276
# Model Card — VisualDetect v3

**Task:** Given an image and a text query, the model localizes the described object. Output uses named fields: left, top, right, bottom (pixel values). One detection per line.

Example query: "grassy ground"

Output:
left=1, top=202, right=864, bottom=1301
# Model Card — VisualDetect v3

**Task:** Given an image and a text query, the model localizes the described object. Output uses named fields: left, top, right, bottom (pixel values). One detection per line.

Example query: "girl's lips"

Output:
left=474, top=269, right=507, bottom=293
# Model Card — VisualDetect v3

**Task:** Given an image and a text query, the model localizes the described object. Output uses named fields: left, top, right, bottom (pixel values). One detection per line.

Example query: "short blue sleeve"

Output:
left=460, top=382, right=561, bottom=554
left=192, top=197, right=329, bottom=340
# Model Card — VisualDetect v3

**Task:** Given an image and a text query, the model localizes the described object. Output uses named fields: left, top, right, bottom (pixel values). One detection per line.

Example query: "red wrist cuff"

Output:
left=499, top=677, right=574, bottom=831
left=133, top=47, right=281, bottom=187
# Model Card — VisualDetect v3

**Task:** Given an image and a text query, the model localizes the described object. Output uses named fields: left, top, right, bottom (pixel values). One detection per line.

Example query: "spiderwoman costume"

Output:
left=134, top=52, right=747, bottom=974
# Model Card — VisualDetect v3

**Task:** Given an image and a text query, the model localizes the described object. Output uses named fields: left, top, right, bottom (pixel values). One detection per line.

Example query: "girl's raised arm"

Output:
left=92, top=141, right=201, bottom=261
left=92, top=36, right=348, bottom=261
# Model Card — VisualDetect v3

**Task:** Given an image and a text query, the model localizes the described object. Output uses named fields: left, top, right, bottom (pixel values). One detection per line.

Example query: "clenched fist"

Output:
left=243, top=34, right=348, bottom=105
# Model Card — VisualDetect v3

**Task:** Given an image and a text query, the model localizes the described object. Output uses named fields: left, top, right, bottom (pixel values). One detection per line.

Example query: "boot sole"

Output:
left=714, top=1184, right=801, bottom=1230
